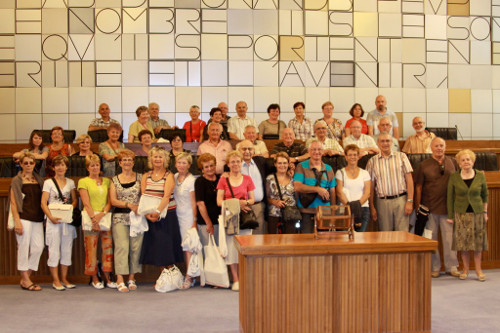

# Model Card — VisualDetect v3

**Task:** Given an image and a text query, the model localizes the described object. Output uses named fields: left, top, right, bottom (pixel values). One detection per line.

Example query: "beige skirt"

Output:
left=452, top=212, right=488, bottom=251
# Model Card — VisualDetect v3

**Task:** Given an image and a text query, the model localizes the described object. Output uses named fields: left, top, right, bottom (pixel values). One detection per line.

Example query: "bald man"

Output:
left=227, top=101, right=258, bottom=140
left=402, top=117, right=435, bottom=154
left=367, top=95, right=399, bottom=139
left=88, top=103, right=120, bottom=131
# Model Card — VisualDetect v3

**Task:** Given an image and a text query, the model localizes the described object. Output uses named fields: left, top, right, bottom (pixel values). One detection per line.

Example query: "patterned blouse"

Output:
left=111, top=173, right=142, bottom=225
left=265, top=174, right=296, bottom=218
left=316, top=118, right=344, bottom=140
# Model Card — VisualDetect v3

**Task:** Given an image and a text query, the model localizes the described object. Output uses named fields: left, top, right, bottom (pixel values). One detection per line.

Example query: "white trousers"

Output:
left=225, top=229, right=252, bottom=265
left=16, top=219, right=44, bottom=271
left=46, top=221, right=76, bottom=267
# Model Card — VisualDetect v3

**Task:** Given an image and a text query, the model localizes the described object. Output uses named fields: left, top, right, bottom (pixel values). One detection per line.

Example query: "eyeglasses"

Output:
left=23, top=161, right=35, bottom=166
left=316, top=127, right=327, bottom=130
left=240, top=147, right=253, bottom=151
left=439, top=163, right=445, bottom=176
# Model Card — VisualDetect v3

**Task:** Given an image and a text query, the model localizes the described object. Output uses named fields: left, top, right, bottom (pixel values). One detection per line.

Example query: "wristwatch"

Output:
left=295, top=157, right=299, bottom=162
left=407, top=199, right=414, bottom=203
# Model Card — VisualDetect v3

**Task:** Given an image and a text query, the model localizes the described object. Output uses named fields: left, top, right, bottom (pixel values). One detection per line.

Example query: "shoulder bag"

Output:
left=51, top=178, right=82, bottom=228
left=273, top=173, right=302, bottom=223
left=226, top=177, right=259, bottom=230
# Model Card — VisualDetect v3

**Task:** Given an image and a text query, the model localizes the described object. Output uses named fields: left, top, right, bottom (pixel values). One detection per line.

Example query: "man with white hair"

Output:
left=88, top=103, right=120, bottom=131
left=372, top=116, right=400, bottom=152
left=197, top=122, right=232, bottom=175
left=218, top=102, right=231, bottom=127
left=148, top=102, right=172, bottom=136
left=270, top=128, right=308, bottom=163
left=367, top=95, right=399, bottom=139
left=227, top=101, right=258, bottom=140
left=305, top=120, right=344, bottom=156
left=235, top=125, right=269, bottom=157
left=342, top=120, right=379, bottom=156
left=402, top=117, right=435, bottom=154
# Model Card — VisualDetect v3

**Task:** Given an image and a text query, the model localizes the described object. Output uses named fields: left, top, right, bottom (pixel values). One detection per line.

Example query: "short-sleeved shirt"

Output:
left=129, top=121, right=155, bottom=143
left=271, top=142, right=307, bottom=158
left=293, top=160, right=336, bottom=208
left=288, top=117, right=314, bottom=142
left=366, top=109, right=399, bottom=136
left=183, top=120, right=207, bottom=142
left=99, top=141, right=126, bottom=177
left=373, top=134, right=400, bottom=152
left=197, top=139, right=232, bottom=175
left=89, top=118, right=119, bottom=128
left=258, top=120, right=286, bottom=139
left=305, top=137, right=344, bottom=154
left=402, top=131, right=436, bottom=154
left=335, top=168, right=370, bottom=207
left=343, top=134, right=377, bottom=150
left=78, top=177, right=110, bottom=212
left=195, top=175, right=220, bottom=225
left=149, top=118, right=170, bottom=131
left=216, top=175, right=255, bottom=200
left=236, top=140, right=269, bottom=156
left=415, top=156, right=457, bottom=215
left=43, top=178, right=75, bottom=204
left=345, top=118, right=368, bottom=134
left=23, top=146, right=49, bottom=156
left=227, top=116, right=258, bottom=140
left=265, top=174, right=296, bottom=217
left=365, top=152, right=413, bottom=198
left=315, top=118, right=343, bottom=140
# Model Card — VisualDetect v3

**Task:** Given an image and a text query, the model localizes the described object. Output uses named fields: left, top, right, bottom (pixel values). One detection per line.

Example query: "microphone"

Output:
left=455, top=125, right=464, bottom=140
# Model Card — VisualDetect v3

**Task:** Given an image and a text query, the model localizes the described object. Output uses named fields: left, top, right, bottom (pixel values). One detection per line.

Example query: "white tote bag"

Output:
left=48, top=203, right=73, bottom=223
left=203, top=234, right=230, bottom=288
left=155, top=265, right=183, bottom=293
left=7, top=206, right=15, bottom=231
left=82, top=211, right=112, bottom=231
left=218, top=214, right=228, bottom=258
left=138, top=194, right=167, bottom=218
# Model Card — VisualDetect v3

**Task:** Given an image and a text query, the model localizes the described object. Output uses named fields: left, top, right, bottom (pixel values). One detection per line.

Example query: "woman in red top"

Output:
left=344, top=103, right=368, bottom=136
left=182, top=105, right=206, bottom=142
left=47, top=126, right=75, bottom=177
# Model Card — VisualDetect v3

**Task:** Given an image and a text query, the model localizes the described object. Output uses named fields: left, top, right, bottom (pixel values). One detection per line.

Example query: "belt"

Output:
left=379, top=192, right=407, bottom=200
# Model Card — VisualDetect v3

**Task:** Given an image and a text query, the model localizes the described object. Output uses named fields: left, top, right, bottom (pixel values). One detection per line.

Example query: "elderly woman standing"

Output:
left=129, top=106, right=154, bottom=143
left=173, top=152, right=197, bottom=289
left=316, top=101, right=343, bottom=140
left=41, top=155, right=77, bottom=290
left=182, top=105, right=206, bottom=142
left=78, top=154, right=116, bottom=289
left=72, top=134, right=97, bottom=157
left=140, top=146, right=183, bottom=281
left=109, top=150, right=143, bottom=293
left=10, top=152, right=45, bottom=291
left=99, top=123, right=125, bottom=177
left=265, top=152, right=297, bottom=234
left=216, top=150, right=255, bottom=292
left=447, top=149, right=488, bottom=282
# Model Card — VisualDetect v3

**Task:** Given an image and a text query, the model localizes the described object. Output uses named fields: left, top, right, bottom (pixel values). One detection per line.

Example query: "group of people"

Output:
left=9, top=95, right=490, bottom=294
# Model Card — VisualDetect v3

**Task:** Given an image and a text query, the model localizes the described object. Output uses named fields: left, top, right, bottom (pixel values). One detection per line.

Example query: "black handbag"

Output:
left=273, top=173, right=302, bottom=223
left=52, top=178, right=82, bottom=228
left=226, top=177, right=259, bottom=230
left=299, top=168, right=329, bottom=208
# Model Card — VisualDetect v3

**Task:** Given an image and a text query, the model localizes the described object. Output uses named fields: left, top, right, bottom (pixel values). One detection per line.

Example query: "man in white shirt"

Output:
left=238, top=140, right=268, bottom=234
left=235, top=125, right=269, bottom=158
left=367, top=95, right=399, bottom=139
left=227, top=101, right=258, bottom=140
left=343, top=120, right=379, bottom=156
left=305, top=121, right=344, bottom=156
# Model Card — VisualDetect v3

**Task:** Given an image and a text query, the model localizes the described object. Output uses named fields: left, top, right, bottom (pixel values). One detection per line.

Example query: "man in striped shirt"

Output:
left=366, top=133, right=414, bottom=231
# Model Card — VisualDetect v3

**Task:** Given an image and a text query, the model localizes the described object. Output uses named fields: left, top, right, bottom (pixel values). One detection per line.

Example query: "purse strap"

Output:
left=225, top=177, right=236, bottom=199
left=51, top=178, right=66, bottom=203
left=273, top=173, right=284, bottom=201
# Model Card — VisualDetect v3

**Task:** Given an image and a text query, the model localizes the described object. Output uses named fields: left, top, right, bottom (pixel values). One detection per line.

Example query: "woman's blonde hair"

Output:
left=85, top=154, right=101, bottom=168
left=148, top=146, right=169, bottom=169
left=455, top=149, right=476, bottom=164
left=175, top=151, right=193, bottom=165
left=225, top=150, right=243, bottom=164
left=19, top=151, right=36, bottom=164
left=76, top=134, right=92, bottom=145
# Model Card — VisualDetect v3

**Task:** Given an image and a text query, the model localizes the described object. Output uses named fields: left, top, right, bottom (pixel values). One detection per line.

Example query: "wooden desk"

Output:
left=235, top=232, right=437, bottom=333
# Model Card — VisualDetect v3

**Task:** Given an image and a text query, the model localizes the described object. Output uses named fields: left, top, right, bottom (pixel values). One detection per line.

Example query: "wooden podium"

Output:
left=235, top=232, right=437, bottom=333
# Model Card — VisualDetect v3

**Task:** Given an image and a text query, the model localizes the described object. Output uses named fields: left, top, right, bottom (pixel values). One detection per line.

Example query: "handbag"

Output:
left=138, top=193, right=167, bottom=218
left=273, top=173, right=302, bottom=223
left=203, top=234, right=230, bottom=288
left=299, top=168, right=331, bottom=208
left=51, top=178, right=82, bottom=228
left=82, top=210, right=112, bottom=231
left=155, top=265, right=184, bottom=293
left=225, top=177, right=259, bottom=230
left=7, top=205, right=15, bottom=231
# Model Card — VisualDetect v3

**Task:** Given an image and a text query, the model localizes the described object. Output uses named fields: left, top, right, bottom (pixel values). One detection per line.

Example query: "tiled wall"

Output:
left=0, top=0, right=499, bottom=142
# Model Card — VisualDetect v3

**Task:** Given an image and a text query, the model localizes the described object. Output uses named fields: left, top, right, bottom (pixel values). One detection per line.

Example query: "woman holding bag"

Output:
left=265, top=152, right=298, bottom=234
left=78, top=154, right=116, bottom=290
left=41, top=155, right=77, bottom=290
left=216, top=150, right=255, bottom=292
left=10, top=152, right=45, bottom=291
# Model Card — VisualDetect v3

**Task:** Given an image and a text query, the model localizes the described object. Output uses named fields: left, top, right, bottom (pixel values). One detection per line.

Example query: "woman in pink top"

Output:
left=182, top=105, right=206, bottom=142
left=216, top=150, right=255, bottom=292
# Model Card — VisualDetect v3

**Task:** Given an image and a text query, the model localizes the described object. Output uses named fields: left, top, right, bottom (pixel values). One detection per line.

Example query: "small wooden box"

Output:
left=314, top=205, right=354, bottom=239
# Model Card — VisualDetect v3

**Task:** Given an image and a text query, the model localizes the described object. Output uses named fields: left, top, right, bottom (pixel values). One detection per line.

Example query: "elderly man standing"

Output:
left=367, top=133, right=414, bottom=231
left=305, top=121, right=344, bottom=156
left=414, top=137, right=459, bottom=277
left=270, top=128, right=308, bottom=164
left=88, top=103, right=120, bottom=131
left=238, top=140, right=268, bottom=234
left=197, top=123, right=232, bottom=175
left=227, top=101, right=258, bottom=140
left=402, top=117, right=435, bottom=154
left=372, top=116, right=400, bottom=152
left=343, top=120, right=379, bottom=156
left=367, top=95, right=399, bottom=139
left=288, top=102, right=314, bottom=142
left=235, top=125, right=269, bottom=158
left=148, top=102, right=172, bottom=136
left=294, top=139, right=336, bottom=233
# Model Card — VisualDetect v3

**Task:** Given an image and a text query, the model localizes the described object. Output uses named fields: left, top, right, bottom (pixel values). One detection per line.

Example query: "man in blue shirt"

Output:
left=293, top=139, right=336, bottom=233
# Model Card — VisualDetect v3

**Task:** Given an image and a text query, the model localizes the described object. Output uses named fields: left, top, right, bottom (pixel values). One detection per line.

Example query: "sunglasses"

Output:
left=439, top=163, right=445, bottom=175
left=23, top=161, right=35, bottom=166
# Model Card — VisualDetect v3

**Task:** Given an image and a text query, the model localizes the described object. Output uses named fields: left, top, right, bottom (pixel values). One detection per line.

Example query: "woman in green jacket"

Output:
left=447, top=149, right=488, bottom=282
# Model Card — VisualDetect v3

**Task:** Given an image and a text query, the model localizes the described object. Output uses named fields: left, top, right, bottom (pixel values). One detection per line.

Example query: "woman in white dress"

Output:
left=173, top=152, right=197, bottom=289
left=41, top=155, right=78, bottom=290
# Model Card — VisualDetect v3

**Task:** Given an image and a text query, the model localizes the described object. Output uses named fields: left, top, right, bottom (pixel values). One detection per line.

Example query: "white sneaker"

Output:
left=231, top=281, right=239, bottom=291
left=106, top=281, right=118, bottom=289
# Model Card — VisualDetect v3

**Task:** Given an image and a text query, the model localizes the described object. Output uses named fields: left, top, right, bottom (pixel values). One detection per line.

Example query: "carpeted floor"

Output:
left=1, top=269, right=499, bottom=332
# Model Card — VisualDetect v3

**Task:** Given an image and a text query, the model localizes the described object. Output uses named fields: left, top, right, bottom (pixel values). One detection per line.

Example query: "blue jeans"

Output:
left=354, top=207, right=370, bottom=232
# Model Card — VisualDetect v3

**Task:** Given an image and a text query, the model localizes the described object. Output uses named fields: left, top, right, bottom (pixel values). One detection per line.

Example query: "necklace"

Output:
left=22, top=173, right=35, bottom=182
left=176, top=173, right=190, bottom=186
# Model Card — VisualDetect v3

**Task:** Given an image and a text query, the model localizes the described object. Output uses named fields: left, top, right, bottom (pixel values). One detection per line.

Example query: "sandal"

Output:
left=180, top=276, right=194, bottom=290
left=117, top=282, right=129, bottom=293
left=127, top=280, right=137, bottom=291
left=20, top=283, right=42, bottom=291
